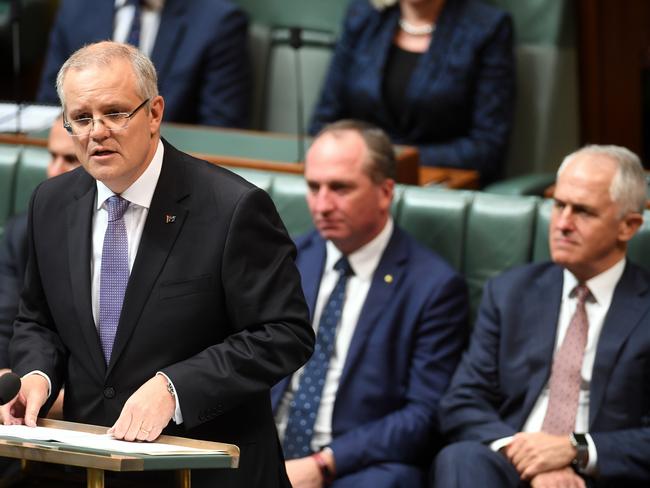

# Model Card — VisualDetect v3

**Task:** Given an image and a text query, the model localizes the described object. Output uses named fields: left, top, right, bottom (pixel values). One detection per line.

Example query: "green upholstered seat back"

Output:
left=13, top=147, right=49, bottom=215
left=0, top=144, right=21, bottom=236
left=235, top=0, right=348, bottom=134
left=463, top=193, right=539, bottom=317
left=269, top=174, right=313, bottom=236
left=397, top=187, right=471, bottom=271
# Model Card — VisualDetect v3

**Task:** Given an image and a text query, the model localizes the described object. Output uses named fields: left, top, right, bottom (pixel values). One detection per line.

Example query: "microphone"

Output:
left=288, top=27, right=305, bottom=163
left=0, top=372, right=21, bottom=405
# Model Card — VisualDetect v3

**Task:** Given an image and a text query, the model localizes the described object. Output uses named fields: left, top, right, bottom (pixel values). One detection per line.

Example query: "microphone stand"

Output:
left=289, top=27, right=305, bottom=162
left=10, top=0, right=22, bottom=134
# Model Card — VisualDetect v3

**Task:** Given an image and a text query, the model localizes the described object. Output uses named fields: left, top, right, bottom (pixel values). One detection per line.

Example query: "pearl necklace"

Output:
left=398, top=18, right=435, bottom=36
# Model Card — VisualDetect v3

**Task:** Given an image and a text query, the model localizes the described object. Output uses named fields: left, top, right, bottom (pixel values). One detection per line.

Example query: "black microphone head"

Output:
left=289, top=27, right=303, bottom=50
left=0, top=372, right=21, bottom=405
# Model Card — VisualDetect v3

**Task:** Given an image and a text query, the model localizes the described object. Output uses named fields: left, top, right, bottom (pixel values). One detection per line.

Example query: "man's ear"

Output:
left=149, top=95, right=165, bottom=134
left=618, top=211, right=644, bottom=243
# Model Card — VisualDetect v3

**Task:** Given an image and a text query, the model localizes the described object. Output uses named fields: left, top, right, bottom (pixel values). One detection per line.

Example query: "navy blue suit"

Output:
left=272, top=227, right=468, bottom=487
left=437, top=261, right=650, bottom=487
left=310, top=0, right=515, bottom=184
left=0, top=215, right=28, bottom=369
left=37, top=0, right=251, bottom=128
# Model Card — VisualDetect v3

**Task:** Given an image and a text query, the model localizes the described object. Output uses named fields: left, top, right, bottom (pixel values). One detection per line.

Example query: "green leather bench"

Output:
left=3, top=145, right=650, bottom=320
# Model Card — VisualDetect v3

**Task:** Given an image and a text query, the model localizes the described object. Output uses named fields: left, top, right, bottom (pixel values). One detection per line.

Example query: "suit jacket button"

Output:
left=104, top=387, right=115, bottom=399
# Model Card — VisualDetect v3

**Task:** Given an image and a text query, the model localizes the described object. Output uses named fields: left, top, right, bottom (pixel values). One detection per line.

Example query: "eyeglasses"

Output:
left=63, top=98, right=150, bottom=137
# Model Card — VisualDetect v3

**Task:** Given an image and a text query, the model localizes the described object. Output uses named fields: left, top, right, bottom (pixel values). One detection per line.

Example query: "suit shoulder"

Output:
left=400, top=228, right=461, bottom=279
left=294, top=231, right=322, bottom=254
left=488, top=261, right=558, bottom=290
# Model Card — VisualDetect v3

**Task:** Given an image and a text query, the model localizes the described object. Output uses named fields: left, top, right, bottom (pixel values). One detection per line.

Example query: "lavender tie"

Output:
left=542, top=284, right=592, bottom=434
left=99, top=196, right=130, bottom=364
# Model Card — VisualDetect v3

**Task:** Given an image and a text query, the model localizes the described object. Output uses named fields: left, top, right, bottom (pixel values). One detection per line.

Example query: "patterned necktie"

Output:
left=99, top=195, right=130, bottom=364
left=126, top=0, right=142, bottom=48
left=542, top=284, right=592, bottom=434
left=283, top=257, right=353, bottom=459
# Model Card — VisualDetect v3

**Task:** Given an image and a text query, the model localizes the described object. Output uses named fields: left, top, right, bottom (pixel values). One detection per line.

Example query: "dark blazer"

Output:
left=37, top=0, right=251, bottom=128
left=10, top=141, right=314, bottom=488
left=310, top=0, right=515, bottom=184
left=0, top=214, right=28, bottom=369
left=439, top=261, right=650, bottom=484
left=272, top=227, right=467, bottom=484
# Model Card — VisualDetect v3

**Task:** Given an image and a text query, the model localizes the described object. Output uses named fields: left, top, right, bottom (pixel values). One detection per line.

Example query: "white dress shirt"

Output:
left=492, top=258, right=626, bottom=474
left=113, top=0, right=164, bottom=57
left=276, top=218, right=394, bottom=451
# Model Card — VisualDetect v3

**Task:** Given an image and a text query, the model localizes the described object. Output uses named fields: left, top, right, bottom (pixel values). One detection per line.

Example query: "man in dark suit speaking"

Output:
left=434, top=145, right=650, bottom=487
left=1, top=41, right=314, bottom=488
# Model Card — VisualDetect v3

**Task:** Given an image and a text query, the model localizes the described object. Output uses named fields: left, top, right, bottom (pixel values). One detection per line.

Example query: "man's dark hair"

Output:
left=316, top=120, right=397, bottom=183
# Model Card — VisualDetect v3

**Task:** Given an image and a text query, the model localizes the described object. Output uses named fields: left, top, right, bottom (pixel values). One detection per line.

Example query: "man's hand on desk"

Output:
left=108, top=374, right=174, bottom=442
left=504, top=432, right=576, bottom=480
left=0, top=374, right=48, bottom=427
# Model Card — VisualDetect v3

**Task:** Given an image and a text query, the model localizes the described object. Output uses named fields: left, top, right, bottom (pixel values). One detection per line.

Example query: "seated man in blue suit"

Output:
left=435, top=145, right=650, bottom=487
left=37, top=0, right=250, bottom=128
left=272, top=120, right=468, bottom=488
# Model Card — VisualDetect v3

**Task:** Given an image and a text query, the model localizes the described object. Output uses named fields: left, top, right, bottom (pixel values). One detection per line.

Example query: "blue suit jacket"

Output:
left=439, top=261, right=650, bottom=483
left=310, top=0, right=515, bottom=184
left=272, top=227, right=468, bottom=480
left=36, top=0, right=251, bottom=128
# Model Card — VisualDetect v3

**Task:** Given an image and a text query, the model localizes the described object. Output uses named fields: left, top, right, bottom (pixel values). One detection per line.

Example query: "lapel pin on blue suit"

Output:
left=384, top=274, right=393, bottom=283
left=164, top=214, right=176, bottom=224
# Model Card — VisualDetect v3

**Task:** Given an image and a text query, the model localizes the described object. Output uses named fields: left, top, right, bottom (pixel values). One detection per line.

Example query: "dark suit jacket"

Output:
left=439, top=261, right=650, bottom=484
left=10, top=140, right=314, bottom=488
left=272, top=227, right=467, bottom=482
left=0, top=214, right=28, bottom=369
left=37, top=0, right=251, bottom=128
left=310, top=0, right=515, bottom=184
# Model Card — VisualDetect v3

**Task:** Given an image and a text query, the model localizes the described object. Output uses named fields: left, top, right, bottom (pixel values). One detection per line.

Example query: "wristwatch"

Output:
left=570, top=432, right=589, bottom=470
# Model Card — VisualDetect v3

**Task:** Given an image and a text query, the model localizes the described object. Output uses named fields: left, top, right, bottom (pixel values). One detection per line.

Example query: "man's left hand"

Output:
left=108, top=374, right=175, bottom=442
left=285, top=457, right=324, bottom=488
left=530, top=467, right=586, bottom=488
left=504, top=432, right=575, bottom=480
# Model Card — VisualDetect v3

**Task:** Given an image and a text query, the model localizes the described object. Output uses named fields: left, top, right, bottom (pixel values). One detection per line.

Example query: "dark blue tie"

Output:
left=126, top=0, right=142, bottom=48
left=283, top=257, right=353, bottom=459
left=99, top=196, right=130, bottom=364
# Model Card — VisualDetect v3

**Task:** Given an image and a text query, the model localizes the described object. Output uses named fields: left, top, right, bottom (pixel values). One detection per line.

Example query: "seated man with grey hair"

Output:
left=434, top=145, right=650, bottom=487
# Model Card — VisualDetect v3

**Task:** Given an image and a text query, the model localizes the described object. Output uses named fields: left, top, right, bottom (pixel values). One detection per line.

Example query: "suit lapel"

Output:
left=107, top=141, right=189, bottom=374
left=589, top=263, right=650, bottom=426
left=67, top=171, right=106, bottom=377
left=337, top=227, right=405, bottom=392
left=518, top=266, right=564, bottom=422
left=150, top=0, right=187, bottom=85
left=299, top=235, right=327, bottom=321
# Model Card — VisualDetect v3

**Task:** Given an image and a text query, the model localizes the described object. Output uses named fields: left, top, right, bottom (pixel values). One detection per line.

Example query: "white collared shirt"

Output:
left=276, top=218, right=394, bottom=451
left=492, top=258, right=626, bottom=473
left=113, top=0, right=165, bottom=57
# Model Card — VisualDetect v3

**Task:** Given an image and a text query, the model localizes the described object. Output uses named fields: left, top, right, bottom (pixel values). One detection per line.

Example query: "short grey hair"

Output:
left=315, top=119, right=397, bottom=183
left=369, top=0, right=398, bottom=9
left=56, top=41, right=158, bottom=108
left=558, top=144, right=647, bottom=215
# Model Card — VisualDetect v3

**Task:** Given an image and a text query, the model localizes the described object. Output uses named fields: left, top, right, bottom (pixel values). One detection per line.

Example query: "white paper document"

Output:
left=0, top=425, right=225, bottom=456
left=0, top=103, right=61, bottom=133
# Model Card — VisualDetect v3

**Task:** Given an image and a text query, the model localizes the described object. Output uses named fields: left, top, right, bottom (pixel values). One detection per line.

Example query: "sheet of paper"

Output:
left=0, top=424, right=225, bottom=455
left=0, top=103, right=61, bottom=133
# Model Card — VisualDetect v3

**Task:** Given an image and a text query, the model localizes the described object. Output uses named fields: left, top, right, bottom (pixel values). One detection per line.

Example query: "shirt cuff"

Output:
left=156, top=372, right=183, bottom=425
left=489, top=436, right=514, bottom=452
left=24, top=371, right=51, bottom=398
left=582, top=433, right=598, bottom=475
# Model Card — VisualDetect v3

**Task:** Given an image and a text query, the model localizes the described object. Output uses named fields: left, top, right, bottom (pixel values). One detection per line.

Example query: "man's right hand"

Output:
left=0, top=374, right=49, bottom=427
left=530, top=467, right=586, bottom=488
